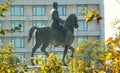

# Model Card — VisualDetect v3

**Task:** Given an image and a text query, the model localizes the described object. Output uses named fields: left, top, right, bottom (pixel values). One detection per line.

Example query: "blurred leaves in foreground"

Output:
left=0, top=43, right=22, bottom=73
left=0, top=24, right=22, bottom=36
left=0, top=0, right=14, bottom=17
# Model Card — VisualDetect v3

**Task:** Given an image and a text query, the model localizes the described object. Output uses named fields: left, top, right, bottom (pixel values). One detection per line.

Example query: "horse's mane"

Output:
left=64, top=14, right=76, bottom=27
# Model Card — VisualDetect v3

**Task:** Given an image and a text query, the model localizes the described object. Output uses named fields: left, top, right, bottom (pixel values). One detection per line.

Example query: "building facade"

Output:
left=0, top=0, right=104, bottom=64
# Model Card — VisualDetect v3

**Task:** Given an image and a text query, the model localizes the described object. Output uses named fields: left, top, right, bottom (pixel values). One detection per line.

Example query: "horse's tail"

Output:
left=28, top=26, right=39, bottom=43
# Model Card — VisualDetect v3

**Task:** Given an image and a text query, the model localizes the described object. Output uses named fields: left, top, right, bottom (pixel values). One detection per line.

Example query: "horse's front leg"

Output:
left=62, top=45, right=69, bottom=65
left=69, top=46, right=74, bottom=57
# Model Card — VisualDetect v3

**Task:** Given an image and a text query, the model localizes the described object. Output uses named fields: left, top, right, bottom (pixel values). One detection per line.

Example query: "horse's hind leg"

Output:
left=69, top=46, right=74, bottom=57
left=41, top=42, right=49, bottom=57
left=31, top=43, right=41, bottom=65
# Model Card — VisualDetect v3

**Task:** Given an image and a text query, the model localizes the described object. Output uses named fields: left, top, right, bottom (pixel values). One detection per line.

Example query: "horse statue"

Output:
left=28, top=14, right=78, bottom=65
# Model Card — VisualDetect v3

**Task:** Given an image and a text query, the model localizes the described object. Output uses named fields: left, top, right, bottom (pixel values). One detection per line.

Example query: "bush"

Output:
left=0, top=43, right=22, bottom=73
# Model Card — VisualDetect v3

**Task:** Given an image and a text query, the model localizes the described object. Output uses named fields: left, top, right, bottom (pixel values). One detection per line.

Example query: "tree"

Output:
left=0, top=0, right=22, bottom=36
left=0, top=1, right=23, bottom=73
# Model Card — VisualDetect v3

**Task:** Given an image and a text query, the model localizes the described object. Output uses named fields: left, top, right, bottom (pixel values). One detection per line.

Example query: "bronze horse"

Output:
left=28, top=14, right=78, bottom=65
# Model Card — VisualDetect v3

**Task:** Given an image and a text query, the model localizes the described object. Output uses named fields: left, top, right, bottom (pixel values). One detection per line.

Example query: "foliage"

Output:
left=0, top=0, right=119, bottom=73
left=102, top=22, right=120, bottom=72
left=23, top=32, right=120, bottom=73
left=0, top=0, right=22, bottom=36
left=22, top=40, right=107, bottom=73
left=21, top=24, right=120, bottom=72
left=24, top=54, right=66, bottom=73
left=81, top=8, right=102, bottom=23
left=0, top=0, right=14, bottom=17
left=0, top=43, right=22, bottom=73
left=67, top=40, right=103, bottom=73
left=66, top=22, right=120, bottom=73
left=0, top=24, right=22, bottom=36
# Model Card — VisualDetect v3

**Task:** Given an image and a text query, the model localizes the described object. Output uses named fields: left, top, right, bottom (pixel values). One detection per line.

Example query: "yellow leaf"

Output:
left=96, top=14, right=102, bottom=23
left=81, top=7, right=88, bottom=15
left=92, top=10, right=97, bottom=15
left=7, top=69, right=10, bottom=73
left=114, top=37, right=120, bottom=45
left=117, top=26, right=120, bottom=30
left=48, top=53, right=53, bottom=58
left=98, top=70, right=105, bottom=73
left=76, top=47, right=83, bottom=53
left=41, top=65, right=45, bottom=70
left=11, top=69, right=15, bottom=73
left=1, top=71, right=5, bottom=73
left=106, top=37, right=113, bottom=45
left=109, top=44, right=117, bottom=50
left=99, top=54, right=104, bottom=61
left=33, top=59, right=37, bottom=65
left=38, top=60, right=42, bottom=65
left=85, top=12, right=94, bottom=23
left=105, top=52, right=112, bottom=61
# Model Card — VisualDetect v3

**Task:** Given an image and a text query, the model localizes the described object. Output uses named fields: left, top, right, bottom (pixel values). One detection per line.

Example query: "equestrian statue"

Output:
left=28, top=2, right=78, bottom=65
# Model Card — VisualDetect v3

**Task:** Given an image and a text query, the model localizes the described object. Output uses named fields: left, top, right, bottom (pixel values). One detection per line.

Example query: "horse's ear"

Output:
left=72, top=14, right=77, bottom=18
left=72, top=14, right=77, bottom=17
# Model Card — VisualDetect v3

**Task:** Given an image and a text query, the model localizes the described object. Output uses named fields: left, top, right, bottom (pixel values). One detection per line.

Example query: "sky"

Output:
left=104, top=0, right=120, bottom=40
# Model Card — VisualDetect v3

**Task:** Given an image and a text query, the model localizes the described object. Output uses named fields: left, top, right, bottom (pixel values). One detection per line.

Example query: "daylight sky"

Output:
left=104, top=0, right=120, bottom=40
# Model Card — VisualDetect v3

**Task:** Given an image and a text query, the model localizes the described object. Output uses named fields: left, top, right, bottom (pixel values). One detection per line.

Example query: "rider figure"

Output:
left=51, top=2, right=66, bottom=33
left=51, top=2, right=70, bottom=46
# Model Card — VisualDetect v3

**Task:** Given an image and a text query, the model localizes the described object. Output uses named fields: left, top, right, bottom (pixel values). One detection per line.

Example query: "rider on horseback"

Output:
left=51, top=2, right=66, bottom=34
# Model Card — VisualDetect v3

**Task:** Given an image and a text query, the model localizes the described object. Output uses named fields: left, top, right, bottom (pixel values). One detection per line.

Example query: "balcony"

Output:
left=74, top=30, right=100, bottom=36
left=10, top=0, right=99, bottom=5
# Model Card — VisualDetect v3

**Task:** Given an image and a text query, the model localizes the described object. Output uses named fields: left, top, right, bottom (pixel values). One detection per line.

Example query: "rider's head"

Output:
left=53, top=2, right=58, bottom=9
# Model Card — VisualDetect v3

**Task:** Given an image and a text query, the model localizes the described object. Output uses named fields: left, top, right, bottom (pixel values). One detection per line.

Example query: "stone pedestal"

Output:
left=18, top=65, right=69, bottom=73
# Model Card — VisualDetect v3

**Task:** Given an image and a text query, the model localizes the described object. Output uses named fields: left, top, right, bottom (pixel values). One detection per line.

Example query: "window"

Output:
left=0, top=38, right=2, bottom=44
left=33, top=20, right=45, bottom=28
left=0, top=21, right=2, bottom=28
left=58, top=5, right=66, bottom=16
left=14, top=53, right=24, bottom=63
left=11, top=6, right=24, bottom=16
left=11, top=21, right=24, bottom=32
left=0, top=38, right=2, bottom=48
left=33, top=6, right=45, bottom=16
left=0, top=38, right=2, bottom=43
left=0, top=22, right=2, bottom=46
left=77, top=5, right=87, bottom=15
left=78, top=36, right=87, bottom=44
left=78, top=20, right=87, bottom=31
left=12, top=37, right=24, bottom=48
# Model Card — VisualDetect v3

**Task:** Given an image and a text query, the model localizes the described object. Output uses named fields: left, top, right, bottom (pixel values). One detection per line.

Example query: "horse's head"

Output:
left=72, top=14, right=78, bottom=28
left=65, top=14, right=78, bottom=29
